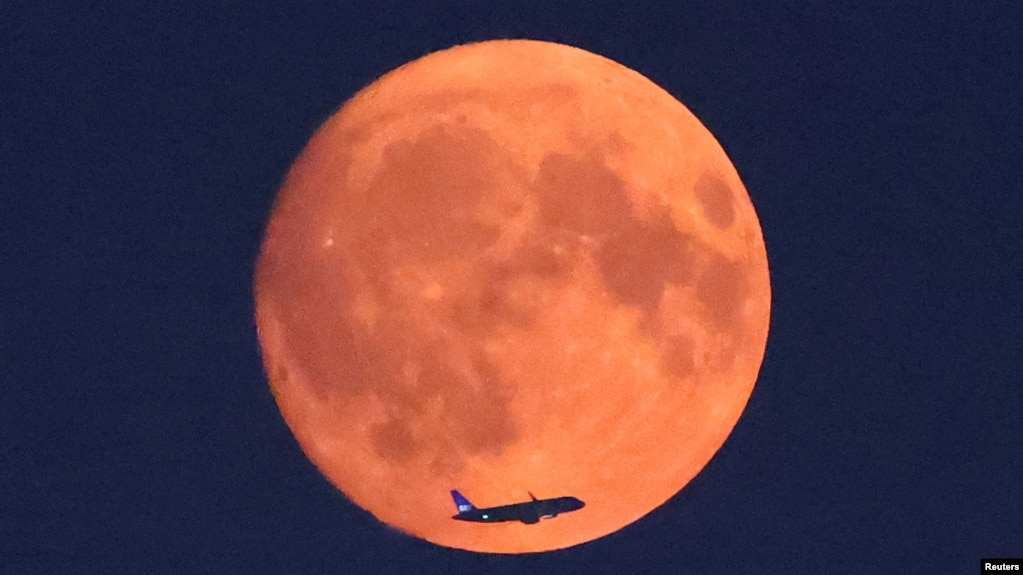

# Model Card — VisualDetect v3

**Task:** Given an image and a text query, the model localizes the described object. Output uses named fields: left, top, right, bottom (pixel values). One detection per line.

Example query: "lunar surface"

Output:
left=254, top=39, right=771, bottom=553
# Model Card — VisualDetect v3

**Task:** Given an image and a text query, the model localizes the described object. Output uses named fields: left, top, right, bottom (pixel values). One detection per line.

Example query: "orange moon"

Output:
left=254, top=39, right=770, bottom=553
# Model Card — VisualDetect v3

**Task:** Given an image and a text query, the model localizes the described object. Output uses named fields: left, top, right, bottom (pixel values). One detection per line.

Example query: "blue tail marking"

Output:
left=451, top=490, right=475, bottom=513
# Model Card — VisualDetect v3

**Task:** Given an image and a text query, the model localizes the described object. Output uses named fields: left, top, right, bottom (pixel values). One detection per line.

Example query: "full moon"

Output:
left=254, top=39, right=770, bottom=553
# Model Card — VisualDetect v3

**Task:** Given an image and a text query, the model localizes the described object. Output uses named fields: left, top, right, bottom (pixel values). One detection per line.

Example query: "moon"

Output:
left=254, top=39, right=770, bottom=553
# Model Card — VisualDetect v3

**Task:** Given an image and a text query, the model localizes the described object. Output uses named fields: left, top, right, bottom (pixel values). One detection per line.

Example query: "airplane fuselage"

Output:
left=452, top=495, right=585, bottom=524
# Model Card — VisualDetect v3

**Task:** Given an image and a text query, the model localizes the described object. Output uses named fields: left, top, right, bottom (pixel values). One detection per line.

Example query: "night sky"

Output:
left=4, top=2, right=1020, bottom=573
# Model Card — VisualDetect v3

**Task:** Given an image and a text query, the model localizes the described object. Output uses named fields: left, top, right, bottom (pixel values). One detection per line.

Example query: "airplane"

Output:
left=450, top=490, right=585, bottom=524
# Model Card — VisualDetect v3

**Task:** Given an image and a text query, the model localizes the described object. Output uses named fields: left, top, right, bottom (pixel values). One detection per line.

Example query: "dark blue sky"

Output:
left=4, top=2, right=1020, bottom=573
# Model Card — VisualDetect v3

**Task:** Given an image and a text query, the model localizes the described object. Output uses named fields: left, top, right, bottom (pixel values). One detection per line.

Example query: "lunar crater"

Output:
left=695, top=170, right=735, bottom=229
left=365, top=343, right=521, bottom=470
left=364, top=123, right=511, bottom=260
left=533, top=151, right=633, bottom=236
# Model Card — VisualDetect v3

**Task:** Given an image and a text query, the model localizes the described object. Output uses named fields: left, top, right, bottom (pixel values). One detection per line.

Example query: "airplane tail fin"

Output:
left=451, top=490, right=475, bottom=513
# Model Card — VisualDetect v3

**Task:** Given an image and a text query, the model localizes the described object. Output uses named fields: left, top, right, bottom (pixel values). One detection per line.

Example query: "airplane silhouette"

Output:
left=450, top=490, right=585, bottom=524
